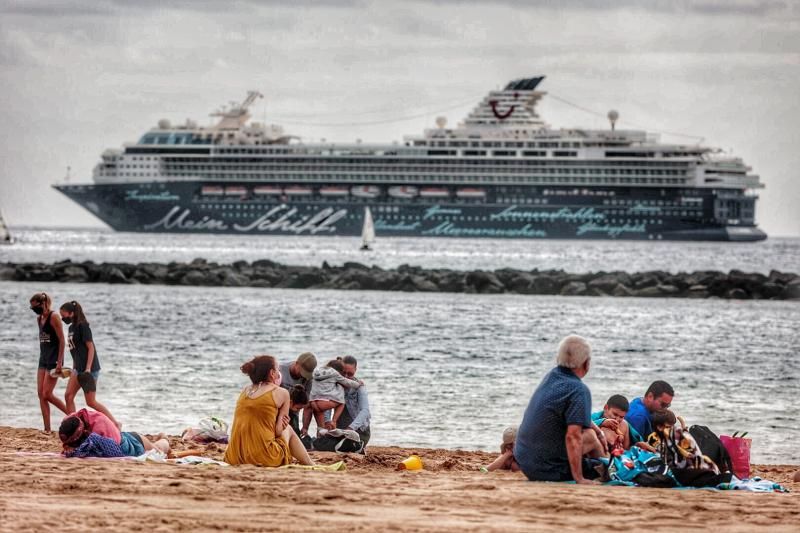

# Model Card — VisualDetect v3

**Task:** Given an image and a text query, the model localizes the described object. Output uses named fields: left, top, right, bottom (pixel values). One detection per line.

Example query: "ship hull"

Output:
left=54, top=181, right=767, bottom=242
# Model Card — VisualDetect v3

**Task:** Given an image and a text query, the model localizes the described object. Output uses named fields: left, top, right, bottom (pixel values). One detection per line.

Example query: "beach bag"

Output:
left=673, top=468, right=732, bottom=488
left=633, top=472, right=676, bottom=488
left=312, top=434, right=364, bottom=454
left=689, top=425, right=733, bottom=473
left=182, top=416, right=229, bottom=444
left=719, top=434, right=751, bottom=480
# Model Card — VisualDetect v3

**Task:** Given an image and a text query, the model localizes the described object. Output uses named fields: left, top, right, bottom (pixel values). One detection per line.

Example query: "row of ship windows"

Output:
left=162, top=166, right=690, bottom=175
left=604, top=199, right=699, bottom=207
left=162, top=158, right=692, bottom=168
left=216, top=207, right=675, bottom=226
left=108, top=171, right=688, bottom=186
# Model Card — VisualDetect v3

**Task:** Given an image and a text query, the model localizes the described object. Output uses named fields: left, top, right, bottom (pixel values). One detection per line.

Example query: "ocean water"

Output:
left=2, top=227, right=799, bottom=274
left=0, top=279, right=797, bottom=464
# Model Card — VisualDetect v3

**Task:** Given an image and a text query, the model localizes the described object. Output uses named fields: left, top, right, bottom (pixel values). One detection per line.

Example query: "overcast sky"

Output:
left=1, top=0, right=798, bottom=236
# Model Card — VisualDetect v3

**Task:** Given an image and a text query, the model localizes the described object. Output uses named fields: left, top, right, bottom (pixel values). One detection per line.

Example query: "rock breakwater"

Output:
left=2, top=260, right=798, bottom=300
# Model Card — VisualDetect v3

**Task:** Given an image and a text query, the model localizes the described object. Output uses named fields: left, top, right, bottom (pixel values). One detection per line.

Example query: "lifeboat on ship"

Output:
left=201, top=186, right=224, bottom=196
left=319, top=186, right=349, bottom=197
left=388, top=186, right=418, bottom=198
left=284, top=186, right=313, bottom=196
left=253, top=185, right=283, bottom=195
left=419, top=187, right=450, bottom=198
left=351, top=185, right=381, bottom=198
left=224, top=186, right=247, bottom=196
left=455, top=188, right=487, bottom=199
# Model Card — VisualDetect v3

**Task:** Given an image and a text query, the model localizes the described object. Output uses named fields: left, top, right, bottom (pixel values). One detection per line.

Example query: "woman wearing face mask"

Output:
left=30, top=292, right=69, bottom=431
left=59, top=300, right=121, bottom=429
left=224, top=355, right=313, bottom=466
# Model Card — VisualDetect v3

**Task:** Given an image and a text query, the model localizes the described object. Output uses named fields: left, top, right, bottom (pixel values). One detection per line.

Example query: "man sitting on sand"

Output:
left=312, top=355, right=371, bottom=453
left=625, top=380, right=674, bottom=440
left=279, top=352, right=317, bottom=440
left=591, top=395, right=643, bottom=452
left=514, top=335, right=609, bottom=484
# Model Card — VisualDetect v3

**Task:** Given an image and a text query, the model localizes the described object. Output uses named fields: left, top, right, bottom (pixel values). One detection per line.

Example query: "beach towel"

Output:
left=278, top=460, right=347, bottom=472
left=718, top=476, right=789, bottom=493
left=608, top=447, right=670, bottom=484
left=171, top=456, right=229, bottom=466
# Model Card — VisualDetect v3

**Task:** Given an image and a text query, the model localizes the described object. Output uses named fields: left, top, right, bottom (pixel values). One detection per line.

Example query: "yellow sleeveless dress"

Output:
left=223, top=387, right=291, bottom=466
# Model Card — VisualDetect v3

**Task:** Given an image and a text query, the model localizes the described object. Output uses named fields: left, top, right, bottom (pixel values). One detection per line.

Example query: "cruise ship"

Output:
left=54, top=77, right=766, bottom=241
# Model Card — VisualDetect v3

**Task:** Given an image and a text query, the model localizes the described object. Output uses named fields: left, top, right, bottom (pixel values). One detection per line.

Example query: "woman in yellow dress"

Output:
left=224, top=355, right=313, bottom=466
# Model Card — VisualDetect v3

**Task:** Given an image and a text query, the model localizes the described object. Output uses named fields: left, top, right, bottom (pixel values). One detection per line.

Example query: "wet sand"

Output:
left=1, top=426, right=798, bottom=532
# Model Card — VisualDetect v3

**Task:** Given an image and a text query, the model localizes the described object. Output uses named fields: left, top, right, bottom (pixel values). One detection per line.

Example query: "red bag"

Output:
left=719, top=435, right=751, bottom=479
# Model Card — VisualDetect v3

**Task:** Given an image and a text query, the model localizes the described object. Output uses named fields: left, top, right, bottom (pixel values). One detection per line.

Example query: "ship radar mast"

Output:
left=211, top=90, right=264, bottom=130
left=608, top=110, right=619, bottom=131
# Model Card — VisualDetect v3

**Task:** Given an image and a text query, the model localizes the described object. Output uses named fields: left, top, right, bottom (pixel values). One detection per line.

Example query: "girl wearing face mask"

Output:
left=59, top=300, right=121, bottom=429
left=30, top=292, right=69, bottom=431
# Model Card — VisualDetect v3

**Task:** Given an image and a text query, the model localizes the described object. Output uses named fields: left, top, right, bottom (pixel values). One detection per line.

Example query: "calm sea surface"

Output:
left=2, top=227, right=799, bottom=274
left=0, top=229, right=798, bottom=464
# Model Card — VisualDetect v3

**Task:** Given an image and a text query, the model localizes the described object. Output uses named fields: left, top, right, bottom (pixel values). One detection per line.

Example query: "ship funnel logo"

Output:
left=489, top=92, right=519, bottom=120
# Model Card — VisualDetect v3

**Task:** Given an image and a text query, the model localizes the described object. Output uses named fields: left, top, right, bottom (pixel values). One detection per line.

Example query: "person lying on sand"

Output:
left=59, top=411, right=170, bottom=458
left=483, top=426, right=521, bottom=472
left=591, top=395, right=644, bottom=453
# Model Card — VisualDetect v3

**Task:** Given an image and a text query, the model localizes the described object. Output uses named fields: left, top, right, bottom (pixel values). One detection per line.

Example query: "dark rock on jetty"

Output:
left=1, top=260, right=798, bottom=300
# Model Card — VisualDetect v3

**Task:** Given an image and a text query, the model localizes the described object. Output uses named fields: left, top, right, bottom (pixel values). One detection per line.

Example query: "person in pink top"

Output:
left=72, top=408, right=121, bottom=443
left=60, top=410, right=169, bottom=457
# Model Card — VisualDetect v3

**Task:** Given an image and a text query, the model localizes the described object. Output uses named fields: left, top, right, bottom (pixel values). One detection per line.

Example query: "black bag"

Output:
left=673, top=468, right=732, bottom=488
left=633, top=472, right=677, bottom=488
left=312, top=435, right=364, bottom=454
left=688, top=425, right=733, bottom=473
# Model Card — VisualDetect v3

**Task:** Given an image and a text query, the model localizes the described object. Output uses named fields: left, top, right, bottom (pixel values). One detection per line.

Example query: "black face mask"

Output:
left=62, top=317, right=73, bottom=324
left=31, top=306, right=44, bottom=315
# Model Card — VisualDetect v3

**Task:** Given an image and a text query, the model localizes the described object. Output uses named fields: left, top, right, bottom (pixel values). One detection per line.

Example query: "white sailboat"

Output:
left=360, top=207, right=375, bottom=251
left=0, top=210, right=13, bottom=245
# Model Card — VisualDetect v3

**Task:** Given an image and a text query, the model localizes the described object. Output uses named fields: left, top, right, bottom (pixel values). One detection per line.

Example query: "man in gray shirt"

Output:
left=279, top=352, right=317, bottom=440
left=313, top=355, right=371, bottom=452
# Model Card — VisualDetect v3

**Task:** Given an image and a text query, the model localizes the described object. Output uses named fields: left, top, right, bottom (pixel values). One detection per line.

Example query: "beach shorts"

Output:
left=76, top=370, right=101, bottom=393
left=38, top=355, right=58, bottom=371
left=120, top=432, right=145, bottom=457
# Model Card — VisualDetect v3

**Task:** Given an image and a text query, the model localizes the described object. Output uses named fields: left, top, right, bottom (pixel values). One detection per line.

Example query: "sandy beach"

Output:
left=0, top=426, right=797, bottom=532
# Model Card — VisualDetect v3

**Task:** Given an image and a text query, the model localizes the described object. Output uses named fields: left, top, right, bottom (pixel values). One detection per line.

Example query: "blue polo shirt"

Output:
left=514, top=366, right=592, bottom=481
left=625, top=397, right=653, bottom=438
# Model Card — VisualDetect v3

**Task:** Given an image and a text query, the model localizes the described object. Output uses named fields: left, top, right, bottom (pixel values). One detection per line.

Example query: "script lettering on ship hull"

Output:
left=143, top=205, right=347, bottom=234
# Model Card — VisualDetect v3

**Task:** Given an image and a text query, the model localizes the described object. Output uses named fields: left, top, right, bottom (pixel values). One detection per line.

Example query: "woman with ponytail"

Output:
left=30, top=292, right=68, bottom=431
left=224, top=355, right=314, bottom=467
left=59, top=300, right=121, bottom=429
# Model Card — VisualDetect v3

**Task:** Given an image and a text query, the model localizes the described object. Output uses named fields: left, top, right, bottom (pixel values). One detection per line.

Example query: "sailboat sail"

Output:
left=0, top=210, right=12, bottom=244
left=360, top=207, right=375, bottom=249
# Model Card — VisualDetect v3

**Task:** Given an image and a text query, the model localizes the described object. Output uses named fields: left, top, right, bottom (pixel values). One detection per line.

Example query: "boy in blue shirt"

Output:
left=591, top=394, right=643, bottom=453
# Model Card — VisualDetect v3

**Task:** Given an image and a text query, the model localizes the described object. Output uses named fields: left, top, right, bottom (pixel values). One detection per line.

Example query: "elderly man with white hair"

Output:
left=514, top=335, right=608, bottom=484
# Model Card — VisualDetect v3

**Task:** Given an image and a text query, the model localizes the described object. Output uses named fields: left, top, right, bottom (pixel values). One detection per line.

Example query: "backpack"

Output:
left=312, top=434, right=364, bottom=454
left=688, top=425, right=733, bottom=473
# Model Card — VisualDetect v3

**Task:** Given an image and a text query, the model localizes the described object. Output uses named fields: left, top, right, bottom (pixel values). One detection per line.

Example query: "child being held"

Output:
left=483, top=426, right=520, bottom=472
left=308, top=358, right=361, bottom=434
left=645, top=409, right=720, bottom=474
left=591, top=394, right=644, bottom=454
